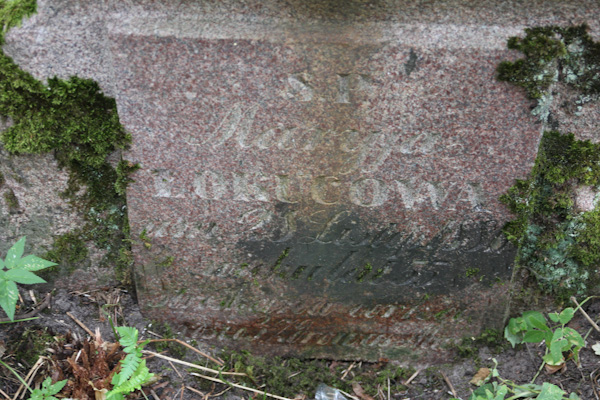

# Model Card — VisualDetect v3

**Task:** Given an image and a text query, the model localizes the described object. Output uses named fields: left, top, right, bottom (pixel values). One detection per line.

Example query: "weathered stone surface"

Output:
left=4, top=0, right=600, bottom=363
left=0, top=119, right=83, bottom=256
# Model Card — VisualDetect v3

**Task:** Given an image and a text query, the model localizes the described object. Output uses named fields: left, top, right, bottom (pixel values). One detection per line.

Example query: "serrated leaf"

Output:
left=558, top=308, right=575, bottom=324
left=48, top=379, right=67, bottom=394
left=5, top=237, right=25, bottom=268
left=17, top=255, right=56, bottom=271
left=0, top=279, right=18, bottom=321
left=523, top=330, right=546, bottom=343
left=5, top=268, right=46, bottom=284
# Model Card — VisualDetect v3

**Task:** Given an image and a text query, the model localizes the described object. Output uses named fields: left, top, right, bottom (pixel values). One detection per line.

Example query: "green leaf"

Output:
left=48, top=379, right=67, bottom=395
left=524, top=311, right=549, bottom=331
left=547, top=338, right=568, bottom=365
left=0, top=258, right=4, bottom=269
left=116, top=326, right=139, bottom=349
left=112, top=353, right=141, bottom=387
left=569, top=392, right=581, bottom=399
left=0, top=279, right=18, bottom=320
left=4, top=237, right=25, bottom=268
left=563, top=327, right=585, bottom=348
left=548, top=312, right=560, bottom=323
left=5, top=268, right=46, bottom=284
left=523, top=330, right=546, bottom=343
left=505, top=321, right=524, bottom=347
left=16, top=255, right=56, bottom=271
left=535, top=382, right=566, bottom=400
left=558, top=308, right=575, bottom=324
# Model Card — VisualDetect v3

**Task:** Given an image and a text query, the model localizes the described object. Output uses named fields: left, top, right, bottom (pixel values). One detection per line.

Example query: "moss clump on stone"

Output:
left=3, top=187, right=17, bottom=211
left=0, top=0, right=136, bottom=284
left=501, top=131, right=600, bottom=299
left=498, top=24, right=600, bottom=122
left=499, top=25, right=600, bottom=300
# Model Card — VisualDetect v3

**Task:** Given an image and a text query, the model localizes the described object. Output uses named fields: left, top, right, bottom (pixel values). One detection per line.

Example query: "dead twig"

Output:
left=143, top=351, right=245, bottom=376
left=66, top=312, right=95, bottom=337
left=150, top=389, right=160, bottom=400
left=0, top=388, right=11, bottom=400
left=591, top=368, right=600, bottom=400
left=341, top=361, right=356, bottom=380
left=13, top=356, right=44, bottom=400
left=190, top=372, right=296, bottom=400
left=440, top=371, right=457, bottom=399
left=572, top=297, right=600, bottom=333
left=403, top=368, right=421, bottom=385
left=144, top=338, right=223, bottom=366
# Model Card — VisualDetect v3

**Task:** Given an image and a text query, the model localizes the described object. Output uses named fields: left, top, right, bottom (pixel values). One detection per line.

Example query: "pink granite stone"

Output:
left=118, top=25, right=539, bottom=362
left=5, top=0, right=600, bottom=363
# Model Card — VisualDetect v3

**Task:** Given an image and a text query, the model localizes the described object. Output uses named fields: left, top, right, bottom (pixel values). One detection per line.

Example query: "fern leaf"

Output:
left=111, top=360, right=154, bottom=395
left=116, top=326, right=138, bottom=350
left=112, top=353, right=141, bottom=387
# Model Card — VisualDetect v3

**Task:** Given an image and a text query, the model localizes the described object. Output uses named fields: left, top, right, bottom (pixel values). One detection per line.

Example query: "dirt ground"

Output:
left=2, top=286, right=600, bottom=400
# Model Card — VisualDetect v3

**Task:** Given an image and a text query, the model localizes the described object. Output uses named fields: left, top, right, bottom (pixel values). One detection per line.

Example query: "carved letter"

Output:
left=233, top=172, right=269, bottom=202
left=152, top=169, right=184, bottom=198
left=194, top=170, right=227, bottom=200
left=311, top=176, right=341, bottom=205
left=286, top=72, right=314, bottom=102
left=275, top=175, right=299, bottom=203
left=350, top=178, right=387, bottom=207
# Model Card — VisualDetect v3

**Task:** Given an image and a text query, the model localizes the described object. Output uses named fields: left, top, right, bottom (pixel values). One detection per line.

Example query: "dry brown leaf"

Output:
left=352, top=383, right=375, bottom=400
left=544, top=363, right=566, bottom=374
left=469, top=367, right=490, bottom=386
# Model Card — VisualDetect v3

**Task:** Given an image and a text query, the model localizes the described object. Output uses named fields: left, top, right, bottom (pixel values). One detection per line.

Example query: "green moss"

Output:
left=43, top=231, right=88, bottom=272
left=218, top=350, right=413, bottom=398
left=501, top=131, right=600, bottom=299
left=149, top=321, right=186, bottom=359
left=13, top=327, right=53, bottom=367
left=355, top=262, right=373, bottom=282
left=454, top=329, right=507, bottom=360
left=0, top=0, right=138, bottom=285
left=3, top=187, right=17, bottom=211
left=0, top=0, right=36, bottom=44
left=498, top=24, right=600, bottom=98
left=498, top=25, right=600, bottom=299
left=272, top=247, right=289, bottom=272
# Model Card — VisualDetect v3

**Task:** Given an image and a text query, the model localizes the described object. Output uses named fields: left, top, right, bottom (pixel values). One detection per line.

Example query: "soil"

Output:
left=1, top=285, right=600, bottom=400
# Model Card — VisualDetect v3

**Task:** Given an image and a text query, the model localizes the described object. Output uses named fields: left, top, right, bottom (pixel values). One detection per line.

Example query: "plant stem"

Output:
left=0, top=359, right=32, bottom=393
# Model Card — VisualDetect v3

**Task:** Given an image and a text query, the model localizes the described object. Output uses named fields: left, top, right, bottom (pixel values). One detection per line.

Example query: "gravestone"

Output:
left=118, top=4, right=540, bottom=363
left=4, top=0, right=600, bottom=363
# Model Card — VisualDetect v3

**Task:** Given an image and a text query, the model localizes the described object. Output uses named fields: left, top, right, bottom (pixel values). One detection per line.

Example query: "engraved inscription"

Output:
left=151, top=168, right=487, bottom=211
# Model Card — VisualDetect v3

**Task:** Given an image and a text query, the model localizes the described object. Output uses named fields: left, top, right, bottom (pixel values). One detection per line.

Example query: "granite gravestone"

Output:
left=3, top=0, right=600, bottom=363
left=116, top=9, right=541, bottom=362
left=7, top=0, right=600, bottom=363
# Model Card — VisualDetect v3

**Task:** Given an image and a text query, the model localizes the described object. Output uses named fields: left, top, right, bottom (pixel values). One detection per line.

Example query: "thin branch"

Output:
left=144, top=339, right=223, bottom=366
left=190, top=372, right=295, bottom=400
left=66, top=311, right=95, bottom=337
left=143, top=351, right=245, bottom=377
left=572, top=296, right=600, bottom=333
left=440, top=372, right=457, bottom=399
